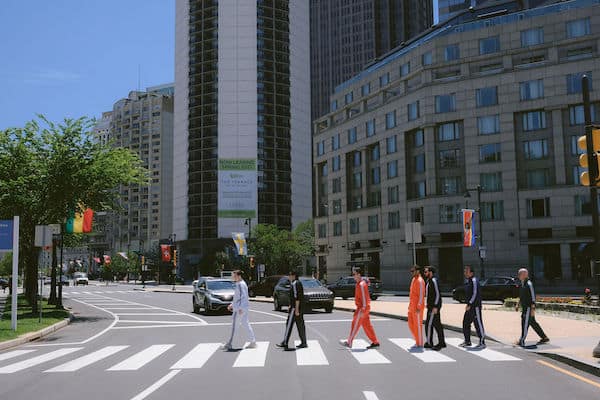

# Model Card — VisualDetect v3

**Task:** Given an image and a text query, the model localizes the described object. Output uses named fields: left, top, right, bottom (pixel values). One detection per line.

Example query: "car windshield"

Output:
left=207, top=281, right=234, bottom=290
left=300, top=279, right=322, bottom=288
left=74, top=273, right=87, bottom=278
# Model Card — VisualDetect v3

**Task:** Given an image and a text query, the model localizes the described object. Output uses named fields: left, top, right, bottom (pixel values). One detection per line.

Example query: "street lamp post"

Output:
left=168, top=233, right=176, bottom=291
left=464, top=185, right=485, bottom=279
left=244, top=218, right=254, bottom=280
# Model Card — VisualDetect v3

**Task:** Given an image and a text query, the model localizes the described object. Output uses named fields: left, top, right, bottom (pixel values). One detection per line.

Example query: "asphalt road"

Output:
left=0, top=284, right=598, bottom=400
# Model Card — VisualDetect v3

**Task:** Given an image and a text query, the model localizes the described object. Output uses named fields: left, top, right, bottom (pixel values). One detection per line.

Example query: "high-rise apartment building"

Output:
left=174, top=0, right=311, bottom=278
left=310, top=0, right=433, bottom=119
left=435, top=0, right=557, bottom=24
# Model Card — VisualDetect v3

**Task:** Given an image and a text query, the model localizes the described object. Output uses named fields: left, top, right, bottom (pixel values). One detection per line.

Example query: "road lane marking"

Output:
left=114, top=313, right=184, bottom=316
left=130, top=369, right=181, bottom=400
left=108, top=345, right=175, bottom=371
left=389, top=338, right=456, bottom=363
left=45, top=345, right=129, bottom=372
left=346, top=339, right=391, bottom=365
left=446, top=338, right=521, bottom=361
left=295, top=340, right=329, bottom=366
left=0, top=348, right=82, bottom=373
left=537, top=360, right=600, bottom=389
left=117, top=320, right=207, bottom=324
left=170, top=343, right=221, bottom=369
left=249, top=309, right=289, bottom=319
left=363, top=391, right=380, bottom=400
left=112, top=324, right=204, bottom=330
left=233, top=342, right=270, bottom=368
left=0, top=349, right=36, bottom=362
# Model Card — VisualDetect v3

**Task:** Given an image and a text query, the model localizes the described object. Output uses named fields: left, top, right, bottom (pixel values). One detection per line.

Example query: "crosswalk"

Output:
left=0, top=338, right=521, bottom=375
left=65, top=290, right=142, bottom=296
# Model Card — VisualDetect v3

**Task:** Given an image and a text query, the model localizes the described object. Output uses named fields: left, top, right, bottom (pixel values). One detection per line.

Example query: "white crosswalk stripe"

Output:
left=108, top=345, right=174, bottom=371
left=45, top=346, right=129, bottom=372
left=0, top=348, right=82, bottom=374
left=295, top=340, right=328, bottom=366
left=233, top=342, right=269, bottom=368
left=0, top=349, right=36, bottom=362
left=170, top=343, right=221, bottom=369
left=388, top=338, right=455, bottom=363
left=345, top=339, right=391, bottom=365
left=446, top=338, right=521, bottom=361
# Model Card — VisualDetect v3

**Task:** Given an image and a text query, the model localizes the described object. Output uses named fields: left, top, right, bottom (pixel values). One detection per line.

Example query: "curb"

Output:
left=536, top=352, right=600, bottom=377
left=0, top=312, right=73, bottom=352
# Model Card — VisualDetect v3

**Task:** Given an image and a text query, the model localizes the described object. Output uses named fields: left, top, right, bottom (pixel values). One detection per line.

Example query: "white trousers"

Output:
left=227, top=309, right=256, bottom=346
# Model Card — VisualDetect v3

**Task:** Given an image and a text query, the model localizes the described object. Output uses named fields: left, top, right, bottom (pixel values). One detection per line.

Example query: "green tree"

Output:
left=0, top=252, right=11, bottom=277
left=0, top=116, right=147, bottom=311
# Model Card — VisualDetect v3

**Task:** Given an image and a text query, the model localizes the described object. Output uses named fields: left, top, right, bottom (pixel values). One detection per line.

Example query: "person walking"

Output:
left=341, top=267, right=380, bottom=349
left=408, top=265, right=425, bottom=348
left=516, top=268, right=549, bottom=347
left=424, top=266, right=446, bottom=351
left=276, top=270, right=307, bottom=351
left=223, top=270, right=256, bottom=351
left=461, top=265, right=485, bottom=348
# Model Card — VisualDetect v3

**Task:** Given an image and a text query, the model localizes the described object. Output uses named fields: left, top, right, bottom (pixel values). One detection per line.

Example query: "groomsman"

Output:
left=424, top=266, right=446, bottom=351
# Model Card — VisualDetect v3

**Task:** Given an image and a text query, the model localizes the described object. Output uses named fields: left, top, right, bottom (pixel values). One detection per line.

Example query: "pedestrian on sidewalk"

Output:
left=408, top=265, right=425, bottom=348
left=516, top=268, right=549, bottom=347
left=277, top=270, right=307, bottom=351
left=461, top=265, right=486, bottom=348
left=342, top=267, right=380, bottom=349
left=222, top=270, right=256, bottom=351
left=424, top=266, right=446, bottom=351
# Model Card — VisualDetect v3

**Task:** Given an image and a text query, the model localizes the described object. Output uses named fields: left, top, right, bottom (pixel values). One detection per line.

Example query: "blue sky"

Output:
left=0, top=0, right=174, bottom=130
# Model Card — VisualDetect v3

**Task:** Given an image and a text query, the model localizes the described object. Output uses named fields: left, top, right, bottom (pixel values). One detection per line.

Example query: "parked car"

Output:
left=0, top=278, right=8, bottom=290
left=273, top=277, right=334, bottom=313
left=248, top=275, right=284, bottom=297
left=327, top=276, right=382, bottom=300
left=452, top=276, right=520, bottom=302
left=192, top=277, right=235, bottom=314
left=73, top=272, right=89, bottom=286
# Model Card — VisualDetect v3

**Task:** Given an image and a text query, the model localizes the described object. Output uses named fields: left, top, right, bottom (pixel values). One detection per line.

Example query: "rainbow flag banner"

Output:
left=66, top=207, right=94, bottom=234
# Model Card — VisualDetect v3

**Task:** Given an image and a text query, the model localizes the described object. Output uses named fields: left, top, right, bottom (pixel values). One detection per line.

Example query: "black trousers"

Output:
left=462, top=306, right=485, bottom=343
left=283, top=307, right=306, bottom=346
left=519, top=307, right=547, bottom=344
left=425, top=307, right=445, bottom=345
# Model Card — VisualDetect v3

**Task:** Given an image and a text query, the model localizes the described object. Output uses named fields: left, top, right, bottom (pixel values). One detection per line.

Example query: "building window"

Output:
left=571, top=135, right=586, bottom=155
left=388, top=185, right=399, bottom=204
left=575, top=194, right=591, bottom=216
left=435, top=94, right=456, bottom=113
left=478, top=115, right=500, bottom=135
left=476, top=86, right=498, bottom=107
left=520, top=80, right=544, bottom=101
left=362, top=83, right=371, bottom=97
left=479, top=143, right=501, bottom=163
left=332, top=177, right=342, bottom=193
left=444, top=44, right=460, bottom=61
left=400, top=62, right=410, bottom=77
left=414, top=180, right=426, bottom=198
left=320, top=163, right=328, bottom=177
left=348, top=127, right=357, bottom=144
left=480, top=172, right=502, bottom=192
left=566, top=18, right=590, bottom=38
left=388, top=211, right=401, bottom=230
left=438, top=121, right=460, bottom=141
left=479, top=36, right=500, bottom=55
left=410, top=207, right=424, bottom=224
left=371, top=167, right=381, bottom=184
left=481, top=201, right=504, bottom=221
left=527, top=198, right=550, bottom=218
left=333, top=199, right=342, bottom=215
left=569, top=104, right=597, bottom=125
left=333, top=221, right=342, bottom=236
left=331, top=155, right=341, bottom=171
left=439, top=204, right=460, bottom=223
left=522, top=111, right=546, bottom=131
left=440, top=177, right=461, bottom=195
left=573, top=166, right=584, bottom=185
left=523, top=139, right=548, bottom=160
left=414, top=154, right=426, bottom=173
left=379, top=72, right=390, bottom=87
left=407, top=101, right=419, bottom=121
left=366, top=119, right=376, bottom=137
left=422, top=51, right=432, bottom=66
left=439, top=149, right=460, bottom=168
left=332, top=133, right=340, bottom=150
left=368, top=215, right=379, bottom=232
left=370, top=144, right=380, bottom=161
left=345, top=92, right=354, bottom=105
left=350, top=218, right=360, bottom=234
left=317, top=140, right=325, bottom=156
left=331, top=100, right=338, bottom=112
left=352, top=195, right=363, bottom=209
left=526, top=169, right=550, bottom=188
left=385, top=111, right=397, bottom=129
left=567, top=72, right=592, bottom=94
left=387, top=161, right=398, bottom=179
left=353, top=151, right=361, bottom=167
left=414, top=130, right=424, bottom=147
left=386, top=136, right=397, bottom=154
left=353, top=172, right=362, bottom=188
left=521, top=28, right=544, bottom=47
left=318, top=224, right=326, bottom=238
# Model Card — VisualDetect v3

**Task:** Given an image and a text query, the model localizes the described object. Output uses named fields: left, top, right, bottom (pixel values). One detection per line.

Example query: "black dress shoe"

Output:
left=438, top=343, right=447, bottom=348
left=432, top=344, right=443, bottom=351
left=296, top=343, right=308, bottom=349
left=276, top=343, right=288, bottom=350
left=366, top=343, right=380, bottom=349
left=537, top=337, right=549, bottom=345
left=424, top=343, right=432, bottom=349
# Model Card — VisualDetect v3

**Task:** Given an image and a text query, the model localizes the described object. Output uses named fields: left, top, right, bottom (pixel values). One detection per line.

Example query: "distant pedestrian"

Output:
left=341, top=267, right=380, bottom=349
left=276, top=270, right=307, bottom=351
left=460, top=266, right=485, bottom=348
left=424, top=266, right=446, bottom=351
left=516, top=268, right=549, bottom=347
left=408, top=265, right=425, bottom=348
left=222, top=270, right=256, bottom=351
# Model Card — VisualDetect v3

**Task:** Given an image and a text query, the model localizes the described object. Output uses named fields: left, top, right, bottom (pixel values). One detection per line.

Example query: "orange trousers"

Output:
left=347, top=308, right=379, bottom=346
left=408, top=308, right=424, bottom=346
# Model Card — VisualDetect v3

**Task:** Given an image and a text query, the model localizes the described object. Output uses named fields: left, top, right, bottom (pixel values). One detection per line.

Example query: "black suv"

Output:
left=327, top=276, right=382, bottom=300
left=273, top=277, right=334, bottom=313
left=248, top=275, right=284, bottom=297
left=452, top=276, right=520, bottom=302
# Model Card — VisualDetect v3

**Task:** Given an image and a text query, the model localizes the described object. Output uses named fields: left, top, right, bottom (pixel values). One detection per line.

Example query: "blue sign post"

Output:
left=0, top=217, right=19, bottom=331
left=0, top=220, right=13, bottom=250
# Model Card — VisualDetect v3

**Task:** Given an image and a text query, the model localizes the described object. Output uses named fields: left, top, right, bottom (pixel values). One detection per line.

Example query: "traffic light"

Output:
left=249, top=256, right=255, bottom=269
left=141, top=256, right=145, bottom=265
left=578, top=128, right=600, bottom=186
left=173, top=249, right=177, bottom=266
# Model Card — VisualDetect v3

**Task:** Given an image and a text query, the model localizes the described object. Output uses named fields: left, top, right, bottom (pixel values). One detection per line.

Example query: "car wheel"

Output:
left=371, top=296, right=378, bottom=301
left=325, top=305, right=333, bottom=313
left=274, top=295, right=281, bottom=311
left=342, top=296, right=348, bottom=300
left=203, top=299, right=211, bottom=315
left=192, top=298, right=200, bottom=314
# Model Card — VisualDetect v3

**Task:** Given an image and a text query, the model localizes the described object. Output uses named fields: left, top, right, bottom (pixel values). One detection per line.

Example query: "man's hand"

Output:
left=432, top=307, right=438, bottom=315
left=227, top=304, right=233, bottom=312
left=531, top=307, right=535, bottom=317
left=295, top=309, right=300, bottom=317
left=465, top=305, right=471, bottom=311
left=515, top=305, right=519, bottom=312
left=238, top=309, right=243, bottom=315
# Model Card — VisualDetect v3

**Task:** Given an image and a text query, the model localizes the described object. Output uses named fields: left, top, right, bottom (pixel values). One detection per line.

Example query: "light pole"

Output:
left=168, top=233, right=176, bottom=291
left=464, top=185, right=485, bottom=279
left=244, top=218, right=254, bottom=280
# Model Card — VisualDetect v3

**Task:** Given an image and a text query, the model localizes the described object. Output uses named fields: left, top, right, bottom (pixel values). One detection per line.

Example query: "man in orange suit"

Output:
left=408, top=265, right=425, bottom=348
left=341, top=267, right=380, bottom=349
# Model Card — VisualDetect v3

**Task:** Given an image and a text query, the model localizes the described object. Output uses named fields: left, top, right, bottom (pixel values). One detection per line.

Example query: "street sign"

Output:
left=479, top=246, right=487, bottom=260
left=404, top=222, right=422, bottom=244
left=0, top=220, right=14, bottom=250
left=34, top=225, right=53, bottom=247
left=258, top=264, right=265, bottom=274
